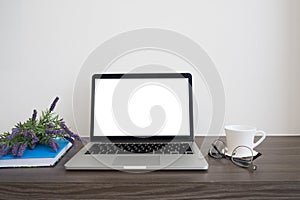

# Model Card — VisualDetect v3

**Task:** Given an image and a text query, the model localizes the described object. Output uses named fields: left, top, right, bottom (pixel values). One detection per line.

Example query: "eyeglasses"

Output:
left=208, top=139, right=257, bottom=171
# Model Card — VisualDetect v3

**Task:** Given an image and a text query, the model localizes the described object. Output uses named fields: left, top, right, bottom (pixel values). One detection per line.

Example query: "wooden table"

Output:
left=1, top=137, right=300, bottom=199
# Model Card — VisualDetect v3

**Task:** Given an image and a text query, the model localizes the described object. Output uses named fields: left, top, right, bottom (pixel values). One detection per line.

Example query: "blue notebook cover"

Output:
left=0, top=139, right=72, bottom=167
left=0, top=139, right=70, bottom=159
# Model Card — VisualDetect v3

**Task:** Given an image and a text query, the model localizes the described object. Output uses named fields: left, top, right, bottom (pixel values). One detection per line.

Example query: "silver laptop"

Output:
left=65, top=73, right=208, bottom=170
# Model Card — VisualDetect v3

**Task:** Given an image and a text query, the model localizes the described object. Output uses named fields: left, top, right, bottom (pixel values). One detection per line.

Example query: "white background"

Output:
left=0, top=0, right=299, bottom=136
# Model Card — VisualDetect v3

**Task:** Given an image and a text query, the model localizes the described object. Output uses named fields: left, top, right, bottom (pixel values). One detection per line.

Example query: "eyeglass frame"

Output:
left=209, top=139, right=257, bottom=171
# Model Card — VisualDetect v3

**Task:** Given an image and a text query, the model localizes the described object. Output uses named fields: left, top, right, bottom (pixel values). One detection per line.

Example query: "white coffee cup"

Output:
left=224, top=125, right=266, bottom=156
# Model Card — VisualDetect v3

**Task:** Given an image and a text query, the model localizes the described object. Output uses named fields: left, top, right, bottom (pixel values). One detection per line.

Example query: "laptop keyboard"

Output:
left=85, top=143, right=194, bottom=155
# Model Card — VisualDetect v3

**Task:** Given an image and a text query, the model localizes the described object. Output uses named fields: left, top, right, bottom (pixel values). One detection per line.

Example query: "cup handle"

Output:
left=253, top=130, right=266, bottom=148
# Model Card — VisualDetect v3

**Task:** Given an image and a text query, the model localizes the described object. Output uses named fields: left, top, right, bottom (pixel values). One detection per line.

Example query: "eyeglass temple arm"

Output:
left=212, top=144, right=226, bottom=158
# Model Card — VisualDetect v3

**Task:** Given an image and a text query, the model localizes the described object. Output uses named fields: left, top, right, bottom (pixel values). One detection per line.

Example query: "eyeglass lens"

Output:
left=231, top=146, right=254, bottom=168
left=209, top=140, right=226, bottom=159
left=209, top=140, right=257, bottom=171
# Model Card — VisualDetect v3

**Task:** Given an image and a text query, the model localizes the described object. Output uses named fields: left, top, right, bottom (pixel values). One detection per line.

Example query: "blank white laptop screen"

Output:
left=93, top=78, right=190, bottom=137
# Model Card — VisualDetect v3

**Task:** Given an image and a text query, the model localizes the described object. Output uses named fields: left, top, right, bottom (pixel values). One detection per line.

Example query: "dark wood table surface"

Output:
left=1, top=136, right=300, bottom=199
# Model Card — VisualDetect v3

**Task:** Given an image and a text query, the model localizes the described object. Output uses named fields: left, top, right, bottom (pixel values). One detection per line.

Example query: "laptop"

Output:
left=65, top=73, right=208, bottom=170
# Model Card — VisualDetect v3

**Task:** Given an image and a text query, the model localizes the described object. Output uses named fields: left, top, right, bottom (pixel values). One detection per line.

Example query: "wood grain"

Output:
left=1, top=182, right=300, bottom=200
left=0, top=136, right=300, bottom=199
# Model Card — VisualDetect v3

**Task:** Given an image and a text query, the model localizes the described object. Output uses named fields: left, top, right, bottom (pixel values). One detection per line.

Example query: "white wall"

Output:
left=0, top=0, right=299, bottom=136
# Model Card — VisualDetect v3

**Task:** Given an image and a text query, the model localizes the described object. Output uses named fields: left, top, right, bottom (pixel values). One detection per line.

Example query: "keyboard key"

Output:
left=85, top=143, right=194, bottom=155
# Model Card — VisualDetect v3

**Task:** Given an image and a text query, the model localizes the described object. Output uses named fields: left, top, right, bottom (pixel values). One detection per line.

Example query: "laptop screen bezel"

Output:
left=90, top=73, right=194, bottom=142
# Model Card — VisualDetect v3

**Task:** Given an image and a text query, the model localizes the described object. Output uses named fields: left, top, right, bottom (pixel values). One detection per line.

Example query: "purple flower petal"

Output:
left=0, top=144, right=8, bottom=151
left=45, top=130, right=54, bottom=134
left=23, top=129, right=28, bottom=138
left=49, top=97, right=59, bottom=112
left=45, top=129, right=64, bottom=135
left=0, top=144, right=11, bottom=157
left=48, top=138, right=58, bottom=152
left=6, top=128, right=21, bottom=140
left=47, top=123, right=54, bottom=128
left=12, top=142, right=19, bottom=157
left=29, top=130, right=39, bottom=144
left=0, top=149, right=10, bottom=157
left=55, top=142, right=60, bottom=150
left=32, top=109, right=37, bottom=121
left=60, top=122, right=82, bottom=141
left=14, top=128, right=21, bottom=132
left=17, top=143, right=27, bottom=157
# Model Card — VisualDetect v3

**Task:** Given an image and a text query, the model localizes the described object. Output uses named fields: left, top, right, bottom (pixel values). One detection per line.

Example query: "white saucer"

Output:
left=225, top=149, right=258, bottom=157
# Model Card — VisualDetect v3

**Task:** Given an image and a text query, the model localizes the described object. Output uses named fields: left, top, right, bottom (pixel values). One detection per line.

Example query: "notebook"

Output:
left=0, top=139, right=72, bottom=168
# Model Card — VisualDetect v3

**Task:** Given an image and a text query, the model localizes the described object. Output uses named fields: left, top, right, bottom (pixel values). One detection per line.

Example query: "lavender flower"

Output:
left=17, top=143, right=27, bottom=157
left=23, top=129, right=28, bottom=138
left=0, top=149, right=10, bottom=157
left=0, top=150, right=9, bottom=157
left=0, top=144, right=8, bottom=151
left=29, top=130, right=39, bottom=144
left=60, top=122, right=82, bottom=141
left=48, top=138, right=58, bottom=152
left=45, top=129, right=65, bottom=135
left=6, top=128, right=21, bottom=140
left=12, top=127, right=21, bottom=132
left=47, top=123, right=54, bottom=128
left=12, top=142, right=19, bottom=157
left=0, top=144, right=11, bottom=157
left=45, top=130, right=53, bottom=134
left=55, top=141, right=60, bottom=150
left=32, top=109, right=37, bottom=121
left=49, top=97, right=59, bottom=112
left=64, top=136, right=74, bottom=144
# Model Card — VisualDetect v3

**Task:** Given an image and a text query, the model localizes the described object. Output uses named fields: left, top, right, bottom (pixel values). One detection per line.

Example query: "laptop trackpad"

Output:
left=113, top=156, right=160, bottom=166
